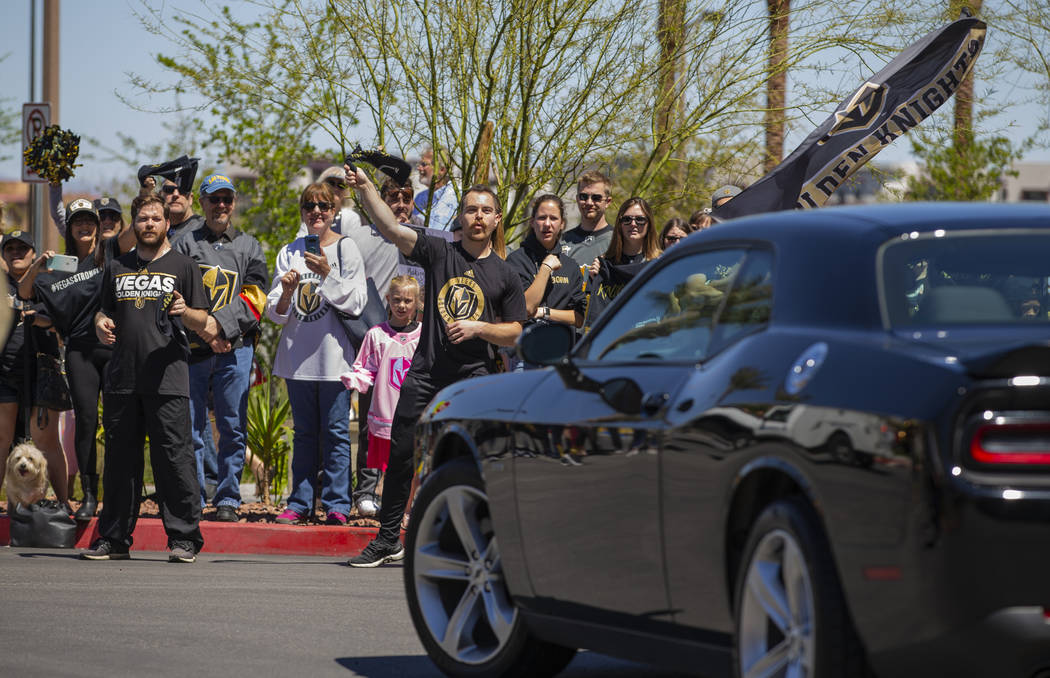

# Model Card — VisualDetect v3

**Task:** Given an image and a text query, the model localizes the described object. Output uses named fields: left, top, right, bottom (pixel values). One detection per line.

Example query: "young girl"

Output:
left=341, top=275, right=422, bottom=482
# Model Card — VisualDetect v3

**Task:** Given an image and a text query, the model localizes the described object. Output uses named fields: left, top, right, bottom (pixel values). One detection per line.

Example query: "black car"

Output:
left=402, top=203, right=1050, bottom=678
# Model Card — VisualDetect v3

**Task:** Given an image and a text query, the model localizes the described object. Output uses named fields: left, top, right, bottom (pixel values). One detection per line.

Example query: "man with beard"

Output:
left=410, top=147, right=458, bottom=232
left=344, top=166, right=526, bottom=567
left=82, top=195, right=210, bottom=563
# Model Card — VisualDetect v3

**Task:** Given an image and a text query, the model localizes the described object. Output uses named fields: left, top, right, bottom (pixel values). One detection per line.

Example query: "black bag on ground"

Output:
left=9, top=500, right=78, bottom=548
left=333, top=238, right=388, bottom=351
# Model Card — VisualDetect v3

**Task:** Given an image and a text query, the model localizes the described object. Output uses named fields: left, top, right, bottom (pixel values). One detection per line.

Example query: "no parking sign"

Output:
left=22, top=102, right=51, bottom=183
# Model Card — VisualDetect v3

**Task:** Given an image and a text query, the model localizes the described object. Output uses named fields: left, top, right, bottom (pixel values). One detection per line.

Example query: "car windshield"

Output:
left=880, top=230, right=1050, bottom=328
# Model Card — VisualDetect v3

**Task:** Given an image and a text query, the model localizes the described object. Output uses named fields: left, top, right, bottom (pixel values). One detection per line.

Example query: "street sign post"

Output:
left=22, top=102, right=51, bottom=183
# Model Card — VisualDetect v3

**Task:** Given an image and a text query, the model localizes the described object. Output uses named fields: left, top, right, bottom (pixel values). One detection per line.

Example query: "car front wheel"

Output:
left=733, top=497, right=871, bottom=678
left=404, top=457, right=576, bottom=678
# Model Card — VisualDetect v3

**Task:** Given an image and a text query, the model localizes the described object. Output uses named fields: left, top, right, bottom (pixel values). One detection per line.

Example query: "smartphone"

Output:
left=304, top=234, right=321, bottom=255
left=48, top=254, right=78, bottom=273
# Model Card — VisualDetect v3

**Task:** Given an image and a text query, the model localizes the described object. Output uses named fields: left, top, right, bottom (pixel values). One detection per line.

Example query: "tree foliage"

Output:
left=905, top=128, right=1024, bottom=201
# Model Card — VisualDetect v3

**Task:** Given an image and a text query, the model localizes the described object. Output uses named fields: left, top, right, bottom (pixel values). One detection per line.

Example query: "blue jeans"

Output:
left=285, top=379, right=352, bottom=516
left=189, top=344, right=253, bottom=508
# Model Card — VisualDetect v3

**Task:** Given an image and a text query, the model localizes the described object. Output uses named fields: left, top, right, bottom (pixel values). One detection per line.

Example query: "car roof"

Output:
left=674, top=203, right=1050, bottom=329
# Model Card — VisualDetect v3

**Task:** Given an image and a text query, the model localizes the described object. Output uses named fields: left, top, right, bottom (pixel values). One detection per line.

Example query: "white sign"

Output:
left=22, top=102, right=51, bottom=183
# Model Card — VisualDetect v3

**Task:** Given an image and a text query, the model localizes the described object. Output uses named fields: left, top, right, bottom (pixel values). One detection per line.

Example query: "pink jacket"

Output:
left=340, top=322, right=421, bottom=440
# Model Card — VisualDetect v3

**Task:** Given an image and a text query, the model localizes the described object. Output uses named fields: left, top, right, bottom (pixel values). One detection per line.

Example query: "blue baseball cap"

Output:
left=200, top=173, right=236, bottom=195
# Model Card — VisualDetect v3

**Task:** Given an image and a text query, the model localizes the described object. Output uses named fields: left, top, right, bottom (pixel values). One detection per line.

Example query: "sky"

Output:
left=1, top=0, right=1047, bottom=194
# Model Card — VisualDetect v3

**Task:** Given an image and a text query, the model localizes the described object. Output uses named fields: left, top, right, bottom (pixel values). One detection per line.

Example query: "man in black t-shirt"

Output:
left=344, top=167, right=527, bottom=567
left=81, top=195, right=211, bottom=564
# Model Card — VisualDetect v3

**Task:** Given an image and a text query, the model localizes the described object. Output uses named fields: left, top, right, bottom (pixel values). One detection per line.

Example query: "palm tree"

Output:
left=765, top=0, right=790, bottom=173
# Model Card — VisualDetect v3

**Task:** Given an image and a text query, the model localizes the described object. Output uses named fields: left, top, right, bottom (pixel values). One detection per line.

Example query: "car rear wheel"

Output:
left=404, top=457, right=577, bottom=677
left=733, top=497, right=870, bottom=678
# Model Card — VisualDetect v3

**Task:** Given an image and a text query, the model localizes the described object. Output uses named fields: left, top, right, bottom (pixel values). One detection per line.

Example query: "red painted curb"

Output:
left=0, top=516, right=389, bottom=557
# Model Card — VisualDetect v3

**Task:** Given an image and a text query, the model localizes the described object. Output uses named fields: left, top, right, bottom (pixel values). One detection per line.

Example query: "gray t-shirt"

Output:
left=561, top=224, right=614, bottom=268
left=342, top=221, right=400, bottom=298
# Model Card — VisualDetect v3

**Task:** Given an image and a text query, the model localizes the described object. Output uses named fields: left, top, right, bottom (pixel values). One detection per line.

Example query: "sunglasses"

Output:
left=384, top=191, right=413, bottom=203
left=620, top=215, right=649, bottom=226
left=663, top=235, right=683, bottom=243
left=577, top=192, right=606, bottom=203
left=207, top=195, right=235, bottom=205
left=161, top=185, right=181, bottom=195
left=301, top=201, right=333, bottom=212
left=325, top=179, right=348, bottom=190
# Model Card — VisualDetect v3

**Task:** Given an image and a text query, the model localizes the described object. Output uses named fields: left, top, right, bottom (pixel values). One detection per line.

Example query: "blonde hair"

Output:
left=388, top=274, right=421, bottom=299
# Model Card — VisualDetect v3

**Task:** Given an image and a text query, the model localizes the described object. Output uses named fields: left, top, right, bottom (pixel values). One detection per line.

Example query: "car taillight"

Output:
left=970, top=421, right=1050, bottom=465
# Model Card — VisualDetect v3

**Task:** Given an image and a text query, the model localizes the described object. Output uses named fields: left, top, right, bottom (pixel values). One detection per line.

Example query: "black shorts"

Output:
left=0, top=379, right=20, bottom=404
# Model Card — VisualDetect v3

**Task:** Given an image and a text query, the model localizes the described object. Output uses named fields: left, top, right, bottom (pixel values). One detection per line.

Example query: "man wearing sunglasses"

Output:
left=562, top=169, right=614, bottom=269
left=161, top=179, right=206, bottom=245
left=295, top=166, right=364, bottom=238
left=174, top=174, right=269, bottom=523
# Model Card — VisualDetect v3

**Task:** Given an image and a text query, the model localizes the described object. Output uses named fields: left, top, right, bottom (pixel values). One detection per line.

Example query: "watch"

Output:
left=543, top=306, right=550, bottom=319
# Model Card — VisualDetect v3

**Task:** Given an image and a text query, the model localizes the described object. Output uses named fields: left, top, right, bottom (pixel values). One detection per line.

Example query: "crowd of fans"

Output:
left=0, top=149, right=739, bottom=564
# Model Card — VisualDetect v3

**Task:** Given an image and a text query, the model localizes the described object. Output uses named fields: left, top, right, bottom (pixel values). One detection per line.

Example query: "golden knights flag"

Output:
left=713, top=11, right=986, bottom=221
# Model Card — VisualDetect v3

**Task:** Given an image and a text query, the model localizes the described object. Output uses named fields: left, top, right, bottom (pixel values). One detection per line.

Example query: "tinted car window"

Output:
left=583, top=249, right=747, bottom=362
left=707, top=248, right=773, bottom=357
left=880, top=231, right=1050, bottom=327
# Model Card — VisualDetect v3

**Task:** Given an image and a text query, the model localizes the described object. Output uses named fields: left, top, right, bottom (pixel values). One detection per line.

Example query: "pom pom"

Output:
left=23, top=125, right=81, bottom=183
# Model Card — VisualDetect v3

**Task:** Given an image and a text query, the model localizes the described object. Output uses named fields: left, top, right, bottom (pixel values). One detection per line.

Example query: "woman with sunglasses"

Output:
left=660, top=217, right=693, bottom=251
left=585, top=197, right=661, bottom=330
left=295, top=166, right=364, bottom=238
left=267, top=182, right=367, bottom=526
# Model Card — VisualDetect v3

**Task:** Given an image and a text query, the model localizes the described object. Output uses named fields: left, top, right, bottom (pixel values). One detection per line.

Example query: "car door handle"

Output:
left=642, top=392, right=669, bottom=415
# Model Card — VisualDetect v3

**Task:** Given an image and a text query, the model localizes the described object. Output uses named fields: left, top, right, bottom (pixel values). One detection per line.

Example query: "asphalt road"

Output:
left=0, top=547, right=691, bottom=678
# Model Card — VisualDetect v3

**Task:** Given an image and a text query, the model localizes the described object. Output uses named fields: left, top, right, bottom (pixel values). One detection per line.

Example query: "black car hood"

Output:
left=891, top=327, right=1050, bottom=377
left=419, top=369, right=553, bottom=425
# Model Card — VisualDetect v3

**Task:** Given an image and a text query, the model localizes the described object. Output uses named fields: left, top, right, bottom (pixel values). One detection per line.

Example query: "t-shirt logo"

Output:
left=389, top=356, right=411, bottom=390
left=437, top=276, right=485, bottom=323
left=200, top=264, right=239, bottom=312
left=294, top=273, right=327, bottom=322
left=114, top=272, right=177, bottom=309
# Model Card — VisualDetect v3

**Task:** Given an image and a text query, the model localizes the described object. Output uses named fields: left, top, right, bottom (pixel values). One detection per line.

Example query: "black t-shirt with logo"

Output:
left=100, top=249, right=208, bottom=396
left=33, top=238, right=121, bottom=349
left=506, top=233, right=586, bottom=315
left=410, top=235, right=527, bottom=382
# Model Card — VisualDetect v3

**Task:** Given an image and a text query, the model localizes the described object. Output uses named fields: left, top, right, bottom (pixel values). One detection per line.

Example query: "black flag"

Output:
left=713, top=12, right=986, bottom=221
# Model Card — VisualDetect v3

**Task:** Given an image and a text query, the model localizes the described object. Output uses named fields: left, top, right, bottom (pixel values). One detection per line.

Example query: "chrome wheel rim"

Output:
left=738, top=528, right=816, bottom=678
left=413, top=484, right=516, bottom=665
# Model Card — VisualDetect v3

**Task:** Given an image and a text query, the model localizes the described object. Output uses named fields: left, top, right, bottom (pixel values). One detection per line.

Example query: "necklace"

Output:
left=135, top=244, right=170, bottom=272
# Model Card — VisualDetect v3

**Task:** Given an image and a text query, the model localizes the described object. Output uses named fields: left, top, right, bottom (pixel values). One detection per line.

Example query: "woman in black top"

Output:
left=584, top=197, right=661, bottom=330
left=20, top=199, right=134, bottom=520
left=506, top=194, right=586, bottom=328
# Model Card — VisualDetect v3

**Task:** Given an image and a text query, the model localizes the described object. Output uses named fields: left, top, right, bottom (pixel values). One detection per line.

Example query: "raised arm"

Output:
left=344, top=164, right=418, bottom=257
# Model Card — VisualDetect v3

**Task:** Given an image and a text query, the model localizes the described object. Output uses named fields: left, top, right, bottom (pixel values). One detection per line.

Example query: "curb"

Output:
left=0, top=516, right=384, bottom=557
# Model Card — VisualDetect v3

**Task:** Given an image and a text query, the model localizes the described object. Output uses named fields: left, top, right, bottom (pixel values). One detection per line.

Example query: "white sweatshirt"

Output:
left=266, top=236, right=367, bottom=381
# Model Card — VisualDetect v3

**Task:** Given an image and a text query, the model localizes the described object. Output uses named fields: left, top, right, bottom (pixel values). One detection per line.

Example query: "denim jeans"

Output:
left=189, top=344, right=253, bottom=508
left=285, top=379, right=352, bottom=516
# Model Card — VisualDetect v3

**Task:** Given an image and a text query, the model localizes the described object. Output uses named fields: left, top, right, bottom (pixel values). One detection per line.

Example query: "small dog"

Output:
left=4, top=442, right=49, bottom=508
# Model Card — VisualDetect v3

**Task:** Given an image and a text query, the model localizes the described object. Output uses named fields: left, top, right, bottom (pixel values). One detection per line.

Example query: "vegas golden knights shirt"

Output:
left=100, top=249, right=208, bottom=396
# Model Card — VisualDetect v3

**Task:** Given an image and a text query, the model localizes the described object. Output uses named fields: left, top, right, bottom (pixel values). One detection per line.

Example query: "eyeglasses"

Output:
left=161, top=185, right=181, bottom=195
left=325, top=179, right=347, bottom=190
left=577, top=192, right=606, bottom=203
left=301, top=201, right=333, bottom=212
left=620, top=215, right=649, bottom=226
left=207, top=195, right=234, bottom=205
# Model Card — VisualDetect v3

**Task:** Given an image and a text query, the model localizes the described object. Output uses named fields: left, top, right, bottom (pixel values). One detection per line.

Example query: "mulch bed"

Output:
left=1, top=499, right=382, bottom=528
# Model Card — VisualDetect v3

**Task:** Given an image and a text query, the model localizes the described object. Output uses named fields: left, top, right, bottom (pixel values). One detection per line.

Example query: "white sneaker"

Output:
left=356, top=497, right=378, bottom=517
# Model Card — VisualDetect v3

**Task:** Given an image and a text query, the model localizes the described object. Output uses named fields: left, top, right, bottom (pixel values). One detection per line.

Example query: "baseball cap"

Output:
left=94, top=197, right=122, bottom=215
left=67, top=198, right=100, bottom=223
left=1, top=230, right=36, bottom=251
left=200, top=174, right=237, bottom=195
left=711, top=185, right=742, bottom=207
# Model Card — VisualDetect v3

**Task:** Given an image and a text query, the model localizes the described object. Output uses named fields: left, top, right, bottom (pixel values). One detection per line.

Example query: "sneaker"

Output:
left=275, top=508, right=303, bottom=524
left=214, top=505, right=239, bottom=522
left=169, top=541, right=197, bottom=563
left=348, top=539, right=405, bottom=568
left=355, top=497, right=378, bottom=517
left=80, top=539, right=130, bottom=561
left=325, top=511, right=348, bottom=526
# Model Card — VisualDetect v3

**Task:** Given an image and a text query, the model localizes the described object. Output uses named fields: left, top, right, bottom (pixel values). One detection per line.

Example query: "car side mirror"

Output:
left=600, top=377, right=643, bottom=414
left=518, top=322, right=574, bottom=366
